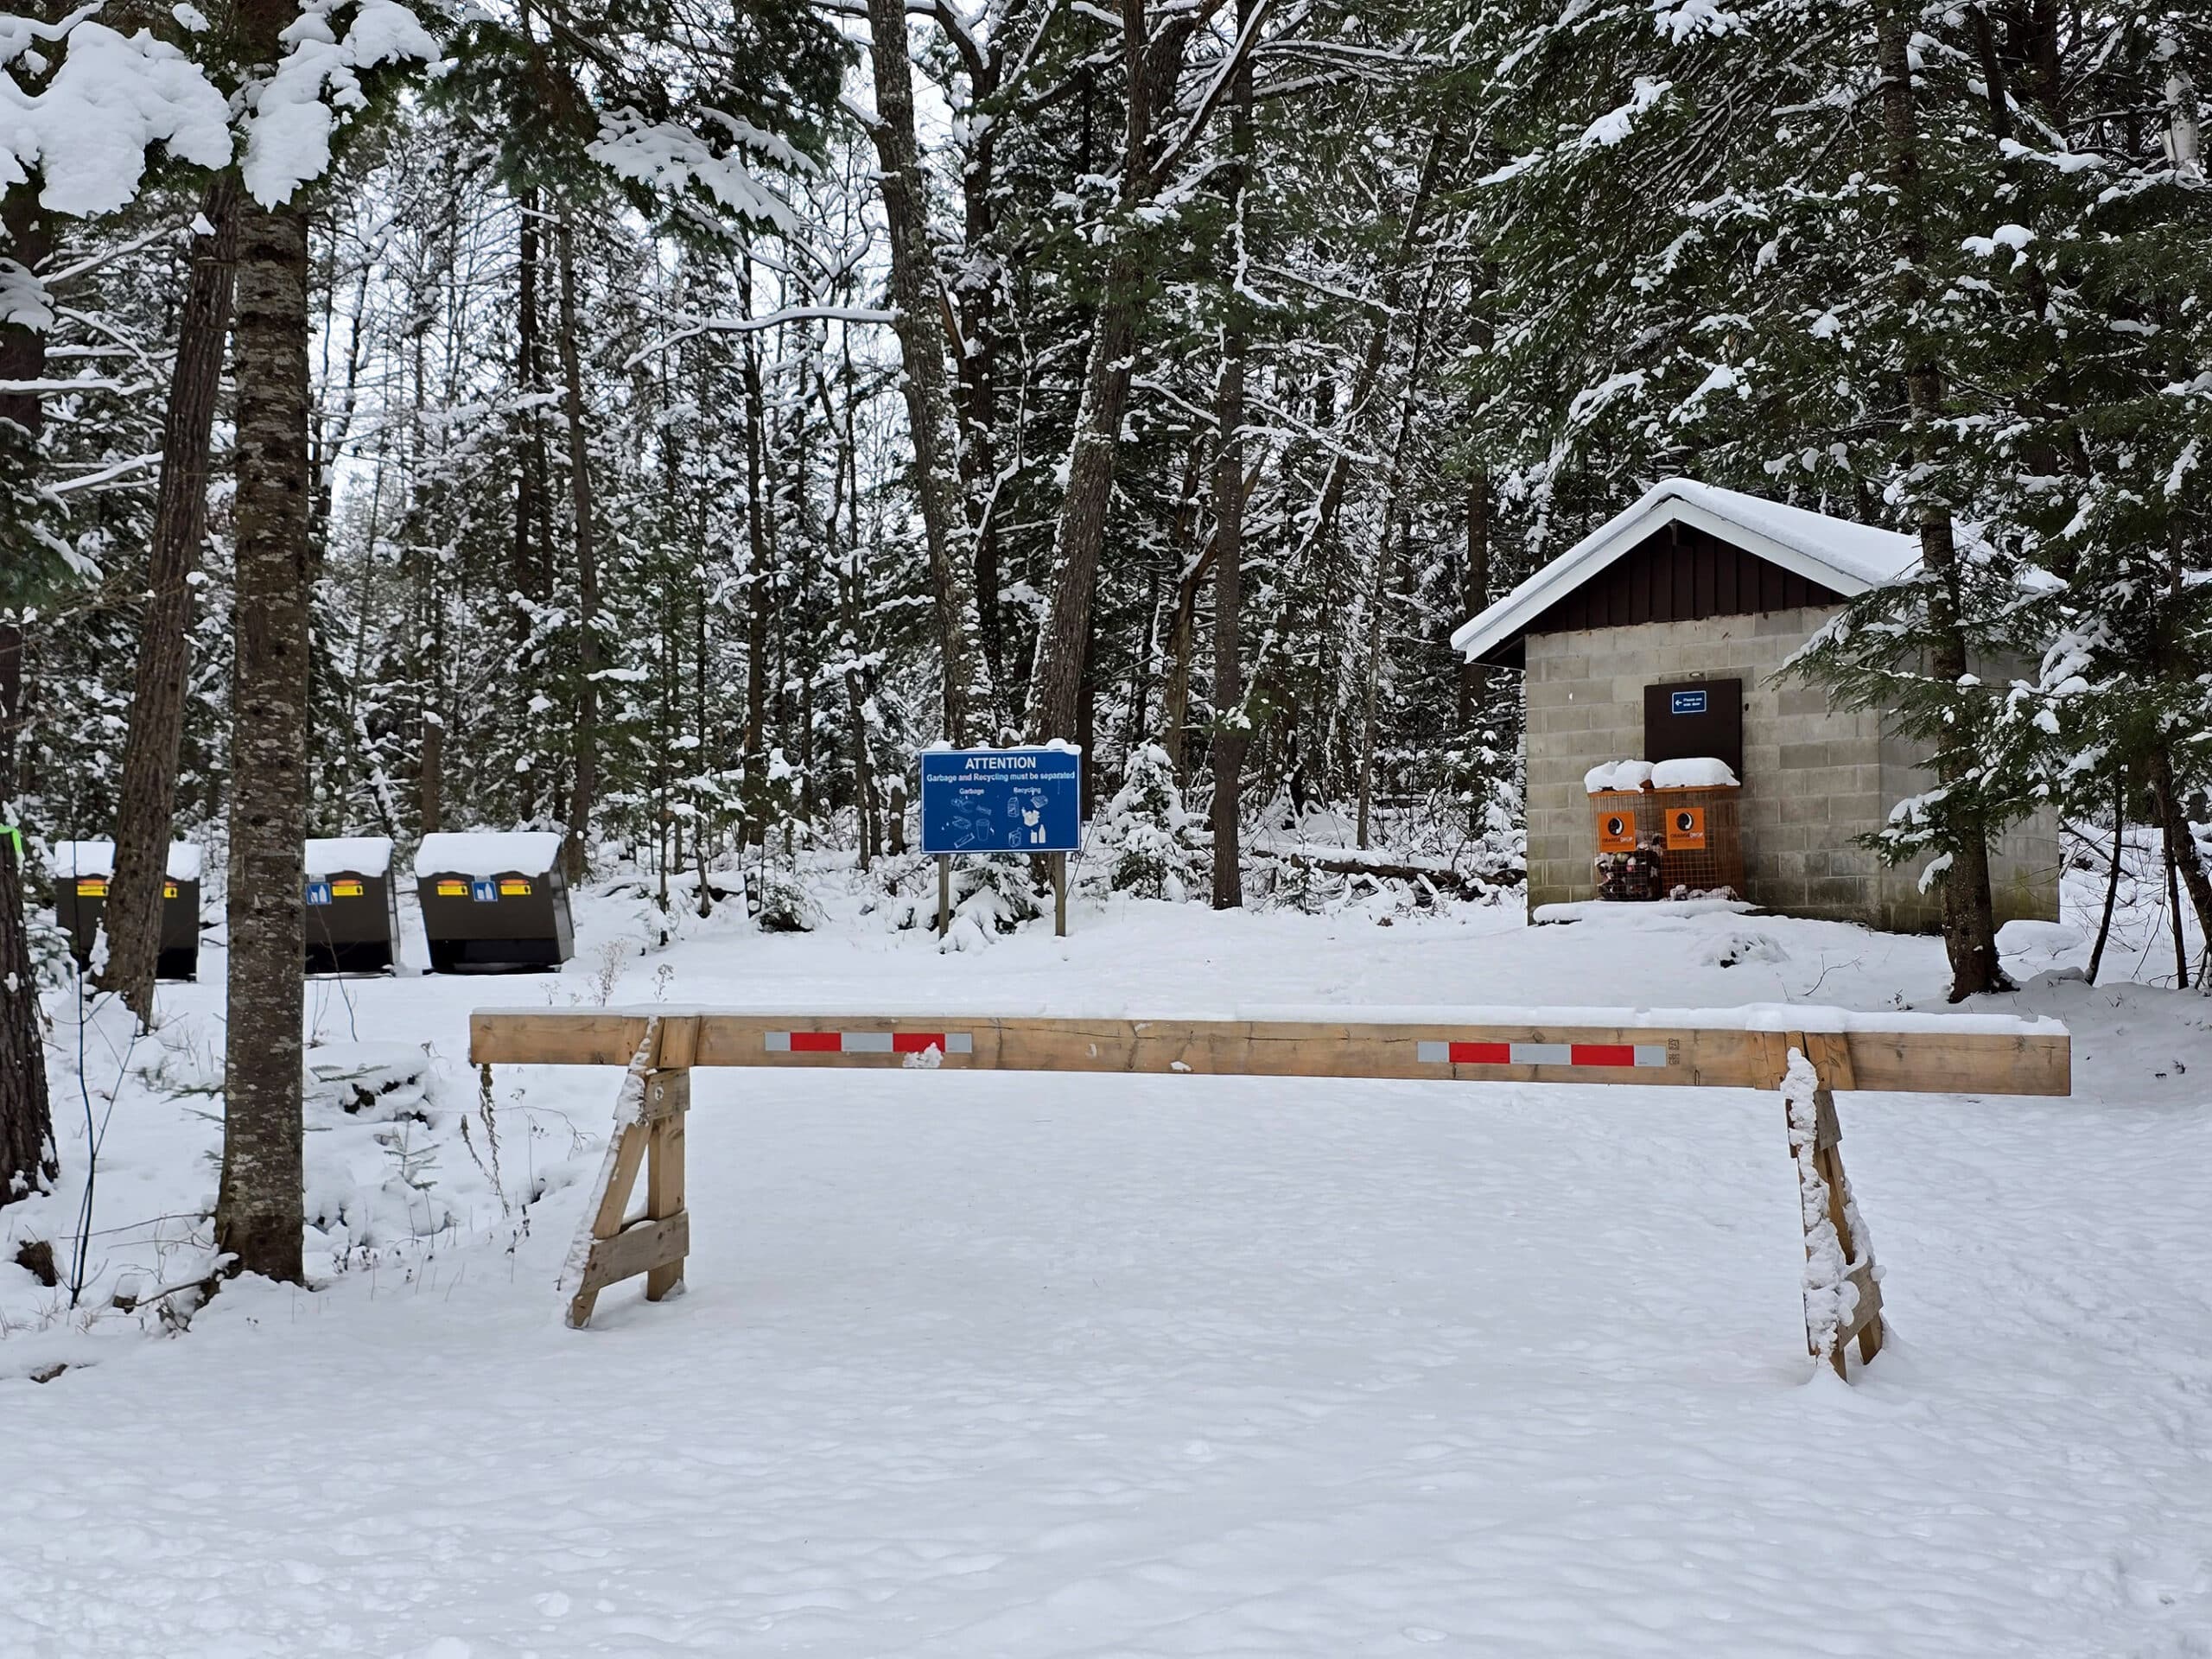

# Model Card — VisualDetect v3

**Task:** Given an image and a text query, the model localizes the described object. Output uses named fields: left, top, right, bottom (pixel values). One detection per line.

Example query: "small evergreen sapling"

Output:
left=1090, top=744, right=1203, bottom=902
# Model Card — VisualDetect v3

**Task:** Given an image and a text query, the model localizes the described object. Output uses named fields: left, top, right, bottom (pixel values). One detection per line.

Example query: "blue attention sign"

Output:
left=1670, top=689, right=1709, bottom=715
left=470, top=878, right=500, bottom=904
left=305, top=880, right=333, bottom=907
left=919, top=747, right=1083, bottom=855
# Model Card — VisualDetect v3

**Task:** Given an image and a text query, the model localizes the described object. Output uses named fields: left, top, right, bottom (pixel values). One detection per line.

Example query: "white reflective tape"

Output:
left=842, top=1031, right=894, bottom=1053
left=1634, top=1045, right=1669, bottom=1067
left=944, top=1033, right=974, bottom=1054
left=1510, top=1043, right=1574, bottom=1067
left=764, top=1032, right=791, bottom=1052
left=1415, top=1040, right=1448, bottom=1064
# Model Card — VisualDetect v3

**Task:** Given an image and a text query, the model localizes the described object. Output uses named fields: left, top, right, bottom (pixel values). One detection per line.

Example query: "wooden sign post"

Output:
left=477, top=1007, right=2068, bottom=1373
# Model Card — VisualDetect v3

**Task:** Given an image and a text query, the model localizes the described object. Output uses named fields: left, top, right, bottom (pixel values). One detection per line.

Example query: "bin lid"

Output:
left=306, top=836, right=395, bottom=878
left=48, top=840, right=201, bottom=880
left=415, top=830, right=565, bottom=879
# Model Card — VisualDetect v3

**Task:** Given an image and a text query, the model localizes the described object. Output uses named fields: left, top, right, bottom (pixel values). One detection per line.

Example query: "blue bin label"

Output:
left=305, top=880, right=333, bottom=906
left=1670, top=689, right=1708, bottom=715
left=471, top=878, right=500, bottom=903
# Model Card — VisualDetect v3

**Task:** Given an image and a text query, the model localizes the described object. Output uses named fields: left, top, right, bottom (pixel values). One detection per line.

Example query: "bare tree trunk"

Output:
left=514, top=184, right=548, bottom=626
left=1458, top=470, right=1490, bottom=728
left=0, top=181, right=54, bottom=1211
left=2086, top=776, right=2126, bottom=984
left=861, top=0, right=988, bottom=742
left=555, top=207, right=597, bottom=880
left=216, top=183, right=311, bottom=1285
left=2150, top=743, right=2212, bottom=979
left=741, top=256, right=770, bottom=848
left=101, top=176, right=240, bottom=1026
left=0, top=622, right=52, bottom=1210
left=1211, top=0, right=1254, bottom=907
left=1024, top=0, right=1152, bottom=743
left=1873, top=0, right=2005, bottom=1000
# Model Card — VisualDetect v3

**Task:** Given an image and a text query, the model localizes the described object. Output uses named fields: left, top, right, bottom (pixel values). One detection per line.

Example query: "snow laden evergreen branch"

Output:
left=241, top=0, right=442, bottom=207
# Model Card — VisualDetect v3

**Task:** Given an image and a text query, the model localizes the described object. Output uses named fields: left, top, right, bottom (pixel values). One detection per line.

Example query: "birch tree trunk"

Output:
left=1872, top=0, right=2005, bottom=1000
left=556, top=207, right=598, bottom=880
left=216, top=182, right=312, bottom=1284
left=861, top=0, right=988, bottom=743
left=101, top=175, right=240, bottom=1027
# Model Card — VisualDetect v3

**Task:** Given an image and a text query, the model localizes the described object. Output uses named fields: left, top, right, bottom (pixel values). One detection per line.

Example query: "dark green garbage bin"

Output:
left=305, top=836, right=401, bottom=974
left=415, top=830, right=575, bottom=973
left=50, top=840, right=202, bottom=980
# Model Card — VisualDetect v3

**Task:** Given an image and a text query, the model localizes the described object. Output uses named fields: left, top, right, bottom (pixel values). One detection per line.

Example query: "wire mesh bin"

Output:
left=1589, top=790, right=1664, bottom=901
left=1651, top=784, right=1745, bottom=899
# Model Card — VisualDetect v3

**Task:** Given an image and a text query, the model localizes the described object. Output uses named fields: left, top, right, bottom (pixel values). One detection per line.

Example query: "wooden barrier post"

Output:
left=474, top=1006, right=2069, bottom=1360
left=1778, top=1030, right=1883, bottom=1377
left=556, top=1016, right=694, bottom=1329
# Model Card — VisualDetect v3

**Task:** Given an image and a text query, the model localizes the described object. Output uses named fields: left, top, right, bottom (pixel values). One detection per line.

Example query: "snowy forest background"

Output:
left=10, top=0, right=2195, bottom=903
left=3, top=0, right=2212, bottom=1236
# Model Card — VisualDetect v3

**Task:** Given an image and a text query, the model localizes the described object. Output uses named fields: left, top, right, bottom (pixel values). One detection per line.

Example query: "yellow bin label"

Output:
left=77, top=878, right=108, bottom=897
left=435, top=880, right=468, bottom=897
left=498, top=879, right=531, bottom=897
left=333, top=880, right=365, bottom=898
left=162, top=881, right=179, bottom=899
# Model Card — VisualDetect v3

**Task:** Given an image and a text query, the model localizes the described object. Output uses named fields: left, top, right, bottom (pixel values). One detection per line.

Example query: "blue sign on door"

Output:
left=305, top=880, right=333, bottom=906
left=1670, top=689, right=1708, bottom=715
left=470, top=878, right=500, bottom=903
left=919, top=747, right=1083, bottom=855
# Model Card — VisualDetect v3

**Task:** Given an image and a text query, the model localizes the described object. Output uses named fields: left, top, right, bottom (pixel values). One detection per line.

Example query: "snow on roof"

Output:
left=1452, top=479, right=1921, bottom=664
left=305, top=836, right=394, bottom=878
left=414, top=830, right=566, bottom=878
left=47, top=840, right=201, bottom=880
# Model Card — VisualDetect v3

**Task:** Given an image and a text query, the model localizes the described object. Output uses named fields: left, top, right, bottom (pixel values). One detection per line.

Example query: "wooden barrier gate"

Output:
left=470, top=1007, right=2070, bottom=1377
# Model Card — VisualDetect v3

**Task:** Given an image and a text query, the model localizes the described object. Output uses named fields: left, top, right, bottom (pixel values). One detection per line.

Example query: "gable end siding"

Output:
left=1522, top=523, right=1847, bottom=639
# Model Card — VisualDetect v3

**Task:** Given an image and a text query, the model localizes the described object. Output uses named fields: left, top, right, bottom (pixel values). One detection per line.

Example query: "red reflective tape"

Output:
left=788, top=1031, right=842, bottom=1053
left=891, top=1032, right=947, bottom=1054
left=1448, top=1041, right=1512, bottom=1065
left=1569, top=1044, right=1637, bottom=1068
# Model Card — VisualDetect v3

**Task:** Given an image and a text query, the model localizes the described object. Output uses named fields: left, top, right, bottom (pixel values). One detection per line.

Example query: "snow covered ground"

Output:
left=4, top=856, right=2211, bottom=1656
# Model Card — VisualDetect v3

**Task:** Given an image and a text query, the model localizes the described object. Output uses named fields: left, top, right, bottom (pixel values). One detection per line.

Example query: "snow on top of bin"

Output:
left=47, top=840, right=201, bottom=880
left=1649, top=756, right=1738, bottom=789
left=305, top=836, right=394, bottom=878
left=415, top=830, right=564, bottom=878
left=1584, top=760, right=1655, bottom=794
left=1452, top=478, right=1920, bottom=663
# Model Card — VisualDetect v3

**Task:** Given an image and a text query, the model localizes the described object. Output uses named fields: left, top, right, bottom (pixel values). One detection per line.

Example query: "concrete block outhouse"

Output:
left=1451, top=480, right=2059, bottom=930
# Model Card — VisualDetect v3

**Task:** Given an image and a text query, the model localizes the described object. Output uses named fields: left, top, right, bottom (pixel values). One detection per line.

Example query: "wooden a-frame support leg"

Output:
left=561, top=1018, right=695, bottom=1329
left=1781, top=1032, right=1885, bottom=1379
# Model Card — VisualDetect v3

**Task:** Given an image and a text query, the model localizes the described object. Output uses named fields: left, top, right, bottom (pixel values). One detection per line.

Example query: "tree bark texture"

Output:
left=1210, top=0, right=1254, bottom=908
left=0, top=181, right=54, bottom=1212
left=862, top=0, right=989, bottom=743
left=1027, top=0, right=1157, bottom=743
left=101, top=175, right=241, bottom=1027
left=0, top=622, right=53, bottom=1209
left=556, top=208, right=598, bottom=880
left=216, top=191, right=311, bottom=1285
left=1872, top=0, right=2005, bottom=1000
left=2150, top=741, right=2212, bottom=973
